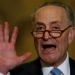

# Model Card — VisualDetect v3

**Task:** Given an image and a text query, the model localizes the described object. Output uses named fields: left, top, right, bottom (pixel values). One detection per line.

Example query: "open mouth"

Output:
left=42, top=44, right=56, bottom=49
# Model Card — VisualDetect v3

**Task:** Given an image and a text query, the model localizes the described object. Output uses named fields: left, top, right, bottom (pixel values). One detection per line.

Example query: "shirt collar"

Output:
left=58, top=52, right=70, bottom=75
left=41, top=52, right=70, bottom=75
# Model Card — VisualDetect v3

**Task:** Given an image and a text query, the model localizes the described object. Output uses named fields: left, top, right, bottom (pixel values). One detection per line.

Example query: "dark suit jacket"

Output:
left=10, top=57, right=75, bottom=75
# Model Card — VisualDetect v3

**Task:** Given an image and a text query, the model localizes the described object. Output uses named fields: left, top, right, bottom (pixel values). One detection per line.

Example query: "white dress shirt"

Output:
left=41, top=52, right=70, bottom=75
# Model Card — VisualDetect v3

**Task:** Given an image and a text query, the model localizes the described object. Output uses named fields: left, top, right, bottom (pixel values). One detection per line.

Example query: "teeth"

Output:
left=43, top=44, right=56, bottom=49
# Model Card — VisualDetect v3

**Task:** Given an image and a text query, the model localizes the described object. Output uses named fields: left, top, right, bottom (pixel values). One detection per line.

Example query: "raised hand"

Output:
left=0, top=22, right=32, bottom=74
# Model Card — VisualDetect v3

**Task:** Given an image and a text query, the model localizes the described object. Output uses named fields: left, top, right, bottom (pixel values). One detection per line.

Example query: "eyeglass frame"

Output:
left=31, top=25, right=73, bottom=39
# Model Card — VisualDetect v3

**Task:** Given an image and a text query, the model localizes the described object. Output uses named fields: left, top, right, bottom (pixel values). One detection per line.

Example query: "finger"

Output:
left=0, top=24, right=3, bottom=42
left=10, top=27, right=18, bottom=44
left=19, top=52, right=32, bottom=63
left=4, top=22, right=9, bottom=42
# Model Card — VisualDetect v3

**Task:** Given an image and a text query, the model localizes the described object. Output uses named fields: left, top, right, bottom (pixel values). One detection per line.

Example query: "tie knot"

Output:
left=50, top=68, right=61, bottom=75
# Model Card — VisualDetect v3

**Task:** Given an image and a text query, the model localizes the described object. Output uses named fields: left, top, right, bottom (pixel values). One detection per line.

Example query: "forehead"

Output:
left=34, top=5, right=69, bottom=27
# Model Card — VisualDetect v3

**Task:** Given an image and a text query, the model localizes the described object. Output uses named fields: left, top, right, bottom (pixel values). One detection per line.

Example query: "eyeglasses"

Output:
left=31, top=26, right=72, bottom=39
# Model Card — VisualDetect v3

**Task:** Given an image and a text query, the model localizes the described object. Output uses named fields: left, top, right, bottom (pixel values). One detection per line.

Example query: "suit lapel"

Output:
left=29, top=58, right=43, bottom=75
left=69, top=58, right=75, bottom=75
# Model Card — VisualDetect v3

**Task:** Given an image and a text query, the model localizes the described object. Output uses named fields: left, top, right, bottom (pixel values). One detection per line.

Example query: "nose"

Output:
left=43, top=30, right=52, bottom=40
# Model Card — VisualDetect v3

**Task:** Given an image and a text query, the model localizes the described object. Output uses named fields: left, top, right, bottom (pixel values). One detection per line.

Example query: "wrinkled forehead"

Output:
left=34, top=5, right=69, bottom=27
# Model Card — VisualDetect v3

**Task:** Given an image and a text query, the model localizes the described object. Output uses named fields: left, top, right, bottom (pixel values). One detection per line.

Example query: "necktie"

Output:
left=50, top=68, right=61, bottom=75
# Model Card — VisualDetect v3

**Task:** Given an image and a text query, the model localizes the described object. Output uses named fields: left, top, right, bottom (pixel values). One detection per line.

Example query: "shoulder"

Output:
left=69, top=57, right=75, bottom=66
left=69, top=57, right=75, bottom=74
left=10, top=58, right=41, bottom=75
left=18, top=57, right=41, bottom=70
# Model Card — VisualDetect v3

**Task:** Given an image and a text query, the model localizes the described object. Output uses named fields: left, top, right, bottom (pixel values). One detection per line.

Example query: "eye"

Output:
left=52, top=27, right=60, bottom=30
left=36, top=27, right=45, bottom=31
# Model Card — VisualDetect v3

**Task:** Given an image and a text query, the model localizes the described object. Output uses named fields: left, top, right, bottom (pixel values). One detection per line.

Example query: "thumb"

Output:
left=19, top=52, right=32, bottom=64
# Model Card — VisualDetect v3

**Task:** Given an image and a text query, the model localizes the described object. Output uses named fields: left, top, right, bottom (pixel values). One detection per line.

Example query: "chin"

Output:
left=40, top=55, right=58, bottom=66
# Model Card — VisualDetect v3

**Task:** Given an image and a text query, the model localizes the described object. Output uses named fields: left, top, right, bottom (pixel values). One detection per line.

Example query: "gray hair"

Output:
left=31, top=2, right=74, bottom=26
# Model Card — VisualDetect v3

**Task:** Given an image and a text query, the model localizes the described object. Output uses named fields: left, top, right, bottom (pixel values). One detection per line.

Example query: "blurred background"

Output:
left=0, top=0, right=75, bottom=63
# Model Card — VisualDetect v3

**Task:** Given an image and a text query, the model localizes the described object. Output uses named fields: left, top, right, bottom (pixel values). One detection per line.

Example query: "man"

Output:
left=0, top=1, right=75, bottom=75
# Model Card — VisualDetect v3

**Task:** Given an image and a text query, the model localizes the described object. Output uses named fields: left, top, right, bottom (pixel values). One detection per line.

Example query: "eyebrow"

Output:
left=34, top=21, right=45, bottom=26
left=49, top=21, right=61, bottom=25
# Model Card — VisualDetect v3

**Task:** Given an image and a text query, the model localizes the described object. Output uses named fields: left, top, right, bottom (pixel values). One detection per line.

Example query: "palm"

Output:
left=0, top=22, right=32, bottom=74
left=0, top=43, right=21, bottom=68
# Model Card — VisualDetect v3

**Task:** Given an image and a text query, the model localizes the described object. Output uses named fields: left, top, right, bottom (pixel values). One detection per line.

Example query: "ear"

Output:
left=68, top=27, right=75, bottom=44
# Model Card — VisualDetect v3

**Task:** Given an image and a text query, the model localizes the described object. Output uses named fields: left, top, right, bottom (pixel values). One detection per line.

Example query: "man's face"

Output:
left=33, top=5, right=74, bottom=67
